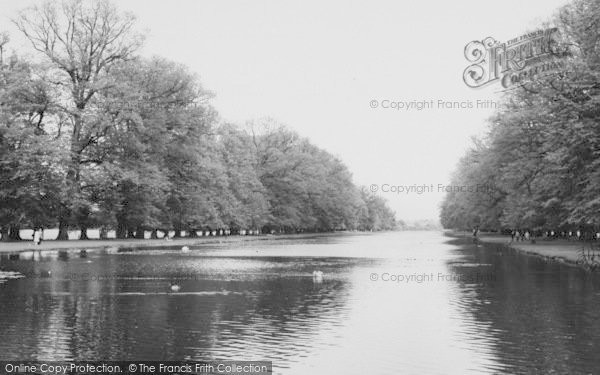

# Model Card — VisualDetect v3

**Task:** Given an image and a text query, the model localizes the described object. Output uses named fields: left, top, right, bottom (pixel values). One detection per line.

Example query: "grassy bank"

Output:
left=477, top=234, right=584, bottom=263
left=0, top=232, right=348, bottom=254
left=448, top=231, right=599, bottom=269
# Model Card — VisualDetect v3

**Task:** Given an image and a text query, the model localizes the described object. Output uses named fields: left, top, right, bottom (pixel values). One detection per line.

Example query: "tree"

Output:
left=358, top=190, right=397, bottom=231
left=0, top=48, right=63, bottom=241
left=218, top=124, right=271, bottom=232
left=441, top=0, right=600, bottom=233
left=1, top=0, right=398, bottom=240
left=14, top=0, right=143, bottom=239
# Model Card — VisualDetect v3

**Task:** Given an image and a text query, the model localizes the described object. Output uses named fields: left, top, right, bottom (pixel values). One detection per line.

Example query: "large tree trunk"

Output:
left=99, top=227, right=108, bottom=240
left=57, top=219, right=69, bottom=240
left=135, top=227, right=145, bottom=239
left=8, top=224, right=22, bottom=241
left=116, top=220, right=127, bottom=239
left=62, top=112, right=84, bottom=240
left=150, top=229, right=158, bottom=239
left=188, top=229, right=197, bottom=238
left=1, top=226, right=9, bottom=241
left=79, top=225, right=89, bottom=240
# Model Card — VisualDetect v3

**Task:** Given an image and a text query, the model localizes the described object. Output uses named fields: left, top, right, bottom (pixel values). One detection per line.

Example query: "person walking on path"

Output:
left=33, top=228, right=42, bottom=245
left=472, top=226, right=479, bottom=243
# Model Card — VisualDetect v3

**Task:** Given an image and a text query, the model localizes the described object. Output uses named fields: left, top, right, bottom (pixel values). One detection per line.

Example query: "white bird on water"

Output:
left=312, top=270, right=324, bottom=283
left=170, top=284, right=181, bottom=292
left=181, top=246, right=190, bottom=252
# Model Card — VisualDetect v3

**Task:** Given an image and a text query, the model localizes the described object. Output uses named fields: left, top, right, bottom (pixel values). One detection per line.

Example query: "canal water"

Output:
left=1, top=231, right=599, bottom=374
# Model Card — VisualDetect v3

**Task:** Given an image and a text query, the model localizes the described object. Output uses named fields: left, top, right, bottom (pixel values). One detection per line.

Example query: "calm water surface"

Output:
left=1, top=231, right=599, bottom=374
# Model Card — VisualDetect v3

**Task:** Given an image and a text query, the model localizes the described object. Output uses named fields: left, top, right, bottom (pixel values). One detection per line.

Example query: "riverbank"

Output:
left=0, top=232, right=349, bottom=254
left=480, top=234, right=584, bottom=263
left=449, top=231, right=592, bottom=267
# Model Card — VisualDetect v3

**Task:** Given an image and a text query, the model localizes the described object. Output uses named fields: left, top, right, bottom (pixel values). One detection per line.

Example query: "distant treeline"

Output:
left=441, top=0, right=600, bottom=232
left=0, top=0, right=396, bottom=241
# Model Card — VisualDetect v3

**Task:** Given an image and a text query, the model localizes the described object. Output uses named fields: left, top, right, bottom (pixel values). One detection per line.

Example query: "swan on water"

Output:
left=312, top=270, right=324, bottom=282
left=170, top=284, right=181, bottom=292
left=181, top=246, right=190, bottom=252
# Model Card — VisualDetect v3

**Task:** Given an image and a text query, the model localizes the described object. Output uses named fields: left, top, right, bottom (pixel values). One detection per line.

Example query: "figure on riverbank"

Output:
left=32, top=228, right=42, bottom=245
left=472, top=226, right=480, bottom=243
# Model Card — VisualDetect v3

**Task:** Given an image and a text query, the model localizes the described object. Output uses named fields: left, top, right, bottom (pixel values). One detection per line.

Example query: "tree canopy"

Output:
left=441, top=0, right=600, bottom=233
left=0, top=0, right=396, bottom=240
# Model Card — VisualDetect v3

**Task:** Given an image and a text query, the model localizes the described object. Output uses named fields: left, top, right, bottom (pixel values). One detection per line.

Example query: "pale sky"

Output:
left=0, top=0, right=571, bottom=221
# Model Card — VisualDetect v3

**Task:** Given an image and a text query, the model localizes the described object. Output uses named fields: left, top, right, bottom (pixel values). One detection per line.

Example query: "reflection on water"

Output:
left=0, top=232, right=599, bottom=374
left=447, top=239, right=600, bottom=374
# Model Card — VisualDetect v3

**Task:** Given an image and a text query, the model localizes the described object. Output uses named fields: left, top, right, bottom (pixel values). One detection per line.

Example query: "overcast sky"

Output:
left=0, top=0, right=571, bottom=221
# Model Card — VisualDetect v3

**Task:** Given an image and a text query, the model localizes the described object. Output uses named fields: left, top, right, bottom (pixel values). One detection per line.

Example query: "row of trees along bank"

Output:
left=441, top=0, right=600, bottom=234
left=0, top=0, right=397, bottom=241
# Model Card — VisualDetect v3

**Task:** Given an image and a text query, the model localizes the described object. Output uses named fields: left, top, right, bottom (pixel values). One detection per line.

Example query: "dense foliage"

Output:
left=0, top=0, right=396, bottom=240
left=441, top=0, right=600, bottom=234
